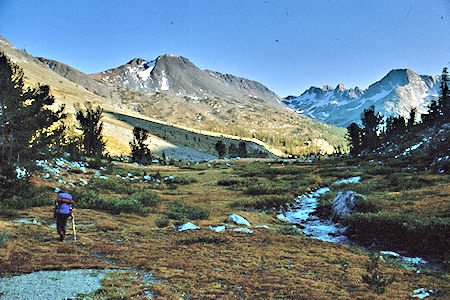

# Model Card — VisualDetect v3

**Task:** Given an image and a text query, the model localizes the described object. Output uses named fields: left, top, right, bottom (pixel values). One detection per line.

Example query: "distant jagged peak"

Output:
left=322, top=85, right=334, bottom=91
left=354, top=86, right=364, bottom=94
left=334, top=83, right=347, bottom=92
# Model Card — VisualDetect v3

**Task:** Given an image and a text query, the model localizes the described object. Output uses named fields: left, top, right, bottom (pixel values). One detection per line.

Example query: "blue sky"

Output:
left=0, top=0, right=448, bottom=97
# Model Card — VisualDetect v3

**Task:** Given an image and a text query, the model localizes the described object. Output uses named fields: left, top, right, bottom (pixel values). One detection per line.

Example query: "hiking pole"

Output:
left=72, top=217, right=77, bottom=241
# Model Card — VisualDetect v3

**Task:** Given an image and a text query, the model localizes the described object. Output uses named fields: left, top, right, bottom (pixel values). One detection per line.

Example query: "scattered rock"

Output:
left=209, top=225, right=226, bottom=232
left=233, top=228, right=253, bottom=234
left=412, top=288, right=434, bottom=299
left=226, top=214, right=250, bottom=226
left=177, top=222, right=200, bottom=231
left=276, top=214, right=289, bottom=222
left=380, top=251, right=400, bottom=258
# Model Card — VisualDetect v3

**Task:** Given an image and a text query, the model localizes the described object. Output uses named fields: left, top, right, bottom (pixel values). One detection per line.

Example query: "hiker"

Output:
left=53, top=191, right=75, bottom=241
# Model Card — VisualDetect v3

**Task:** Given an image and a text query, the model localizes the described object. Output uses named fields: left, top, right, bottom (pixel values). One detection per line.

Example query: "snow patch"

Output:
left=161, top=76, right=169, bottom=91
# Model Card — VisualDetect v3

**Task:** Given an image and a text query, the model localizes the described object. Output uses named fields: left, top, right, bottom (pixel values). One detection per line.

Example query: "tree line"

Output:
left=347, top=67, right=449, bottom=155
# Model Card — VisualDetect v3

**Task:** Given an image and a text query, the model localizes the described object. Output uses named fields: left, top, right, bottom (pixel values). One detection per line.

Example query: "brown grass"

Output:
left=0, top=159, right=448, bottom=298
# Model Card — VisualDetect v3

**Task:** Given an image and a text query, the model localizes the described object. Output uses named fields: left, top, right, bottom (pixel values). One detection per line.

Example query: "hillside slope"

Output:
left=1, top=35, right=346, bottom=156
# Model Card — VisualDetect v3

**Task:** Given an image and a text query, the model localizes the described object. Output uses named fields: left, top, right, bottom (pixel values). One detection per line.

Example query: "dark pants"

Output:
left=56, top=213, right=70, bottom=239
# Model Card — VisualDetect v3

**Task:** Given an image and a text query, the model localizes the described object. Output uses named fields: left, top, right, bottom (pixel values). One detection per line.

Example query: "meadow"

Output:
left=0, top=156, right=448, bottom=298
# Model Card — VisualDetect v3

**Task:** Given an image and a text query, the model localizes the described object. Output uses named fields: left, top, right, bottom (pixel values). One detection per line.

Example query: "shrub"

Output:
left=217, top=178, right=245, bottom=186
left=69, top=188, right=105, bottom=210
left=264, top=166, right=306, bottom=176
left=155, top=215, right=170, bottom=228
left=164, top=176, right=197, bottom=185
left=69, top=188, right=156, bottom=215
left=316, top=191, right=339, bottom=218
left=166, top=201, right=210, bottom=221
left=176, top=234, right=227, bottom=245
left=128, top=191, right=161, bottom=207
left=90, top=177, right=136, bottom=194
left=276, top=225, right=304, bottom=236
left=233, top=195, right=294, bottom=210
left=382, top=174, right=433, bottom=192
left=244, top=181, right=289, bottom=195
left=354, top=195, right=379, bottom=213
left=342, top=212, right=449, bottom=257
left=0, top=186, right=52, bottom=209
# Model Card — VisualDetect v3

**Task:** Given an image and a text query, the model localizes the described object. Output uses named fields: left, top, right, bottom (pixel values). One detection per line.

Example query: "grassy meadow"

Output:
left=0, top=156, right=448, bottom=298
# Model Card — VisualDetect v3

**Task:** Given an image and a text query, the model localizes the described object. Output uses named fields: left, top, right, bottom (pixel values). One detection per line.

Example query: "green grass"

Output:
left=233, top=195, right=294, bottom=210
left=342, top=212, right=449, bottom=258
left=165, top=201, right=210, bottom=222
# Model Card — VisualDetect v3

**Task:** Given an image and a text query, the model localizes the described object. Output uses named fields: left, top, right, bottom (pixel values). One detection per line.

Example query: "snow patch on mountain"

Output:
left=137, top=60, right=155, bottom=81
left=160, top=72, right=169, bottom=91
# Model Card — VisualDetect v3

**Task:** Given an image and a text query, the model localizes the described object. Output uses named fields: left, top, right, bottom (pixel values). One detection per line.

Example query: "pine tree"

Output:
left=129, top=127, right=152, bottom=164
left=422, top=99, right=440, bottom=126
left=215, top=141, right=226, bottom=158
left=238, top=141, right=248, bottom=158
left=228, top=143, right=239, bottom=158
left=361, top=106, right=382, bottom=150
left=0, top=52, right=66, bottom=168
left=75, top=102, right=106, bottom=158
left=438, top=67, right=449, bottom=123
left=384, top=115, right=406, bottom=138
left=346, top=123, right=362, bottom=155
left=407, top=108, right=417, bottom=129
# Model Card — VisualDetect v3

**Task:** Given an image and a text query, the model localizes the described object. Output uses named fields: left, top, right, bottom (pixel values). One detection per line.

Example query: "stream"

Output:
left=282, top=177, right=443, bottom=272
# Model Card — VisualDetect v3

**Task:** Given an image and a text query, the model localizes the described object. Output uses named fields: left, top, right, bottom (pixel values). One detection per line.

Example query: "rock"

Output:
left=331, top=191, right=365, bottom=219
left=380, top=251, right=400, bottom=258
left=412, top=288, right=433, bottom=299
left=177, top=222, right=200, bottom=231
left=225, top=214, right=250, bottom=226
left=276, top=214, right=289, bottom=222
left=233, top=228, right=253, bottom=234
left=209, top=225, right=226, bottom=232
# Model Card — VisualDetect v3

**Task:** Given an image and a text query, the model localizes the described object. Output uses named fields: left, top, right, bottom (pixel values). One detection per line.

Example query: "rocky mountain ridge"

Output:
left=91, top=54, right=283, bottom=106
left=285, top=69, right=440, bottom=127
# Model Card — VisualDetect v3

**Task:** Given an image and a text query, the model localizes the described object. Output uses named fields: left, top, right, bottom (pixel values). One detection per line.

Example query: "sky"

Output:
left=0, top=0, right=449, bottom=97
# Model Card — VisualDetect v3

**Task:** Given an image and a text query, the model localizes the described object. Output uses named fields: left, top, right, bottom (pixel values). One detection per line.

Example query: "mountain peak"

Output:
left=126, top=58, right=148, bottom=66
left=322, top=85, right=333, bottom=91
left=335, top=83, right=346, bottom=92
